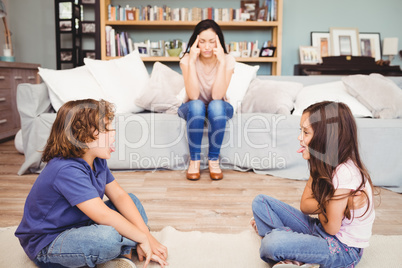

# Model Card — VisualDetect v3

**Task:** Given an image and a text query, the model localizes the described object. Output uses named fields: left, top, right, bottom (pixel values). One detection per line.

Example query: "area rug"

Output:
left=1, top=226, right=401, bottom=267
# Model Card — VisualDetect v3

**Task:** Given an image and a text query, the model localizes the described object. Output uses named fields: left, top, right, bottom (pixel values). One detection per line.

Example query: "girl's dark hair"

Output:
left=183, top=19, right=228, bottom=55
left=42, top=99, right=115, bottom=162
left=303, top=101, right=373, bottom=221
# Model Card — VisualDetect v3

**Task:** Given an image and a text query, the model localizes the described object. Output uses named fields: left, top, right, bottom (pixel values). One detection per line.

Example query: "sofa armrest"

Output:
left=16, top=83, right=54, bottom=175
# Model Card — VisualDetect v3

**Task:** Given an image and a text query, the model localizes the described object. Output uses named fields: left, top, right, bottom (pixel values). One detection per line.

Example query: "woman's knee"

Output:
left=252, top=194, right=272, bottom=212
left=188, top=100, right=206, bottom=116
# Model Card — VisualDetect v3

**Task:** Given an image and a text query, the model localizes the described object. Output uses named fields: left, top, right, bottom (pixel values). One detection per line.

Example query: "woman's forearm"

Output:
left=183, top=62, right=200, bottom=100
left=211, top=61, right=229, bottom=99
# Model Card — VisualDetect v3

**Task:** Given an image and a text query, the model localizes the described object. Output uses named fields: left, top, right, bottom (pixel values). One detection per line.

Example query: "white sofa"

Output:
left=16, top=75, right=402, bottom=193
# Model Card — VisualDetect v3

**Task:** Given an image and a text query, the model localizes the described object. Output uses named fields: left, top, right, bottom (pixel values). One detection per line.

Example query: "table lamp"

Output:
left=0, top=0, right=14, bottom=62
left=382, top=37, right=398, bottom=62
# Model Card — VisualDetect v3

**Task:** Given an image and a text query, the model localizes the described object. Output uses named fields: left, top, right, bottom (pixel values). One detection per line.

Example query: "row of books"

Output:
left=105, top=26, right=271, bottom=58
left=108, top=4, right=277, bottom=22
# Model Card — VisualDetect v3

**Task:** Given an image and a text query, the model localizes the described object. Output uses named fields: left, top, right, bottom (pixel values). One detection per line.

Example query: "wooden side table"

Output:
left=0, top=62, right=40, bottom=141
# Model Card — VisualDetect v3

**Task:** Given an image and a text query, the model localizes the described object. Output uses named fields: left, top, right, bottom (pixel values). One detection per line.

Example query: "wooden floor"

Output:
left=1, top=139, right=401, bottom=235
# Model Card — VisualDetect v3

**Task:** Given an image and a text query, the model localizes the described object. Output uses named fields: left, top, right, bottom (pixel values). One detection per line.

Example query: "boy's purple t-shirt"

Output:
left=15, top=157, right=115, bottom=260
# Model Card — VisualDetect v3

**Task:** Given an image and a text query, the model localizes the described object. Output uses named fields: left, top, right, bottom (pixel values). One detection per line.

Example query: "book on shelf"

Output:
left=106, top=3, right=276, bottom=22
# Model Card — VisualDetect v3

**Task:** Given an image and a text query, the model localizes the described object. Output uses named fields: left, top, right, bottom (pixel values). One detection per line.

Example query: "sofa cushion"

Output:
left=84, top=50, right=149, bottom=113
left=135, top=62, right=184, bottom=114
left=38, top=66, right=107, bottom=112
left=293, top=81, right=373, bottom=117
left=226, top=62, right=259, bottom=113
left=241, top=78, right=303, bottom=114
left=342, top=73, right=402, bottom=119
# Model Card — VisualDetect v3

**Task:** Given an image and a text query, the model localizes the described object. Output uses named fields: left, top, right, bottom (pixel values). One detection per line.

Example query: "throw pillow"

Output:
left=38, top=66, right=107, bottom=112
left=84, top=50, right=149, bottom=113
left=293, top=81, right=373, bottom=117
left=135, top=62, right=184, bottom=114
left=342, top=73, right=402, bottom=119
left=226, top=62, right=260, bottom=113
left=241, top=78, right=303, bottom=114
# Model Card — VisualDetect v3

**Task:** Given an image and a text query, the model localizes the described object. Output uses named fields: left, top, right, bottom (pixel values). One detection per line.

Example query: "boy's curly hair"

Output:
left=42, top=99, right=115, bottom=162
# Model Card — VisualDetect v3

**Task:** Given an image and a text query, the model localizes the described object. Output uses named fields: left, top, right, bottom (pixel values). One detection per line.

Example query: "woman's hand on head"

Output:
left=213, top=34, right=225, bottom=63
left=189, top=35, right=200, bottom=63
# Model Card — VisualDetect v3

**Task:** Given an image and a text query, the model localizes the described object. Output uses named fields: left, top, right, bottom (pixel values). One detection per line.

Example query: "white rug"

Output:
left=1, top=226, right=401, bottom=268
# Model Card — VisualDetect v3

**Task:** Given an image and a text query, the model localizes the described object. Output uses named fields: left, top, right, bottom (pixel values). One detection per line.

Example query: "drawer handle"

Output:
left=0, top=76, right=5, bottom=80
left=0, top=97, right=5, bottom=102
left=27, top=76, right=36, bottom=80
left=14, top=76, right=23, bottom=80
left=0, top=119, right=7, bottom=124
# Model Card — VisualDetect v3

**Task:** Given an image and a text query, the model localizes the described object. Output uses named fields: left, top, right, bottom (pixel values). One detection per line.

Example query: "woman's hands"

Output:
left=137, top=238, right=168, bottom=268
left=189, top=35, right=200, bottom=64
left=213, top=35, right=225, bottom=63
left=148, top=233, right=168, bottom=262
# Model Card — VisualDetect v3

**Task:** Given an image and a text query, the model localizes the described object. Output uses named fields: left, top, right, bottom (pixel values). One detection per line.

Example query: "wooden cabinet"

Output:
left=0, top=62, right=40, bottom=141
left=99, top=0, right=283, bottom=75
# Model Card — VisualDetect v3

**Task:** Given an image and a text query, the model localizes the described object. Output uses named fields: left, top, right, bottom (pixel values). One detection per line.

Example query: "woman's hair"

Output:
left=183, top=19, right=228, bottom=55
left=303, top=101, right=373, bottom=221
left=42, top=99, right=115, bottom=162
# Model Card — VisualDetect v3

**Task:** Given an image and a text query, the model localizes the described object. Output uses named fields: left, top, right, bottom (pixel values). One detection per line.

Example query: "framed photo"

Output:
left=240, top=0, right=259, bottom=21
left=59, top=21, right=72, bottom=32
left=330, top=27, right=360, bottom=56
left=299, top=46, right=321, bottom=64
left=83, top=50, right=96, bottom=59
left=150, top=48, right=163, bottom=57
left=60, top=50, right=73, bottom=62
left=81, top=0, right=96, bottom=4
left=81, top=22, right=96, bottom=33
left=359, top=32, right=381, bottom=61
left=311, top=32, right=331, bottom=57
left=257, top=7, right=267, bottom=21
left=259, top=47, right=276, bottom=57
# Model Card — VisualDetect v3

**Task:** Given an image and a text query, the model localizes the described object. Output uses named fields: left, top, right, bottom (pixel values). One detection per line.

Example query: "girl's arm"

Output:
left=104, top=180, right=168, bottom=261
left=318, top=188, right=350, bottom=235
left=181, top=36, right=201, bottom=100
left=211, top=35, right=233, bottom=100
left=300, top=176, right=321, bottom=214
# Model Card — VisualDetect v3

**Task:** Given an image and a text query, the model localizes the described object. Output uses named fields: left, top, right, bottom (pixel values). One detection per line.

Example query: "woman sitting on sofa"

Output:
left=178, top=19, right=236, bottom=181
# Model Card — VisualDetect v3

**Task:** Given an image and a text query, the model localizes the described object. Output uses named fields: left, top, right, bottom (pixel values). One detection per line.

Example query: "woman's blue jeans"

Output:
left=252, top=194, right=363, bottom=268
left=178, top=99, right=234, bottom=161
left=34, top=193, right=148, bottom=268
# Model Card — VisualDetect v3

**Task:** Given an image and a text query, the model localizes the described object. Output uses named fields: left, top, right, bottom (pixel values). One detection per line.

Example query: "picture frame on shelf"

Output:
left=240, top=0, right=259, bottom=21
left=311, top=31, right=331, bottom=57
left=83, top=50, right=96, bottom=59
left=299, top=46, right=321, bottom=64
left=60, top=50, right=73, bottom=62
left=260, top=47, right=276, bottom=57
left=81, top=0, right=96, bottom=4
left=257, top=7, right=267, bottom=21
left=330, top=27, right=360, bottom=56
left=82, top=22, right=96, bottom=33
left=150, top=48, right=163, bottom=57
left=59, top=21, right=72, bottom=32
left=359, top=32, right=381, bottom=61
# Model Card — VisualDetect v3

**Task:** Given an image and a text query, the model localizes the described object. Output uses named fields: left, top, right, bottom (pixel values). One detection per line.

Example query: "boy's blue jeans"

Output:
left=34, top=193, right=147, bottom=268
left=252, top=194, right=363, bottom=268
left=178, top=99, right=234, bottom=161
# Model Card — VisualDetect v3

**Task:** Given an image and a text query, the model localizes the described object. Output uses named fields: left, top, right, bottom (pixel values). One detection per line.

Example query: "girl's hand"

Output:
left=348, top=188, right=368, bottom=210
left=213, top=35, right=225, bottom=63
left=149, top=234, right=168, bottom=261
left=189, top=35, right=200, bottom=63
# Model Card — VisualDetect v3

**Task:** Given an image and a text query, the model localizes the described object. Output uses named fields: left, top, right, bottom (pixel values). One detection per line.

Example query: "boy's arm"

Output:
left=104, top=180, right=168, bottom=260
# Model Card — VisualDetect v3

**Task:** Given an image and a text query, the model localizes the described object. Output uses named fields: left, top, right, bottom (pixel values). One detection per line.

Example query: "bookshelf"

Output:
left=55, top=0, right=101, bottom=70
left=99, top=0, right=283, bottom=75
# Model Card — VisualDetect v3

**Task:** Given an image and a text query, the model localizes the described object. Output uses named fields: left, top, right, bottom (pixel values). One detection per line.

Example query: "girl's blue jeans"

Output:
left=33, top=193, right=147, bottom=268
left=178, top=99, right=234, bottom=161
left=252, top=194, right=363, bottom=268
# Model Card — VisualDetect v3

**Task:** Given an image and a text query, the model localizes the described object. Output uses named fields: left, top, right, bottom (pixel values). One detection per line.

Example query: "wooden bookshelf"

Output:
left=99, top=0, right=283, bottom=75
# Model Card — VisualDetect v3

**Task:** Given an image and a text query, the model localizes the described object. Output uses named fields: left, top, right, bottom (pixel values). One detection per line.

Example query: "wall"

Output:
left=3, top=0, right=402, bottom=75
